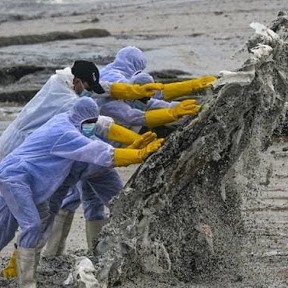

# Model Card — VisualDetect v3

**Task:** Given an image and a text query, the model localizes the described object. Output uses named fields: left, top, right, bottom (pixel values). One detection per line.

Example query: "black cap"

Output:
left=71, top=60, right=105, bottom=94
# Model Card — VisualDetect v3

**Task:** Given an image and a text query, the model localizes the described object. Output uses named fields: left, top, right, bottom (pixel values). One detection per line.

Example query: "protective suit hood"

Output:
left=69, top=97, right=100, bottom=129
left=130, top=71, right=154, bottom=84
left=100, top=46, right=147, bottom=82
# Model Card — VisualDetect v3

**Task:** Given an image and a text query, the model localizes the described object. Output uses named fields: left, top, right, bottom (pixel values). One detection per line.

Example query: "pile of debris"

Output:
left=89, top=12, right=288, bottom=288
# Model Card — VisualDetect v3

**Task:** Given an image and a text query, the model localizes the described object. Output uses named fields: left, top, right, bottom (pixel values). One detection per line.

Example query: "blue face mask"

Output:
left=81, top=123, right=96, bottom=137
left=80, top=89, right=93, bottom=98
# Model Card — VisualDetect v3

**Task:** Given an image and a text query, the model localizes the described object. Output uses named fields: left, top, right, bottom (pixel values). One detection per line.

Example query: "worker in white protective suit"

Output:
left=99, top=45, right=217, bottom=100
left=42, top=114, right=158, bottom=257
left=0, top=96, right=163, bottom=287
left=0, top=60, right=163, bottom=280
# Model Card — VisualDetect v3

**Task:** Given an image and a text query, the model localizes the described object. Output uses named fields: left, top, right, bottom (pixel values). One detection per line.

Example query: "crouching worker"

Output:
left=42, top=126, right=158, bottom=256
left=0, top=97, right=163, bottom=287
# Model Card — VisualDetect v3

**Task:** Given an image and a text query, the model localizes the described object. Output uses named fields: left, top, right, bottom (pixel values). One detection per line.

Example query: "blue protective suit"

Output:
left=51, top=161, right=123, bottom=221
left=53, top=115, right=122, bottom=221
left=0, top=97, right=114, bottom=250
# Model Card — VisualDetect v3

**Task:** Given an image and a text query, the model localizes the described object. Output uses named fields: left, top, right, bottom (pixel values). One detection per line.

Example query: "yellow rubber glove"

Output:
left=127, top=131, right=157, bottom=149
left=145, top=108, right=177, bottom=128
left=145, top=100, right=201, bottom=128
left=170, top=99, right=201, bottom=118
left=114, top=138, right=164, bottom=166
left=107, top=123, right=142, bottom=145
left=110, top=83, right=164, bottom=100
left=1, top=250, right=17, bottom=278
left=162, top=75, right=217, bottom=101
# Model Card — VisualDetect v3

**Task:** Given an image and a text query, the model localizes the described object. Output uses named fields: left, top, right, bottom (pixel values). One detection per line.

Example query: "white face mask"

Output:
left=81, top=123, right=96, bottom=137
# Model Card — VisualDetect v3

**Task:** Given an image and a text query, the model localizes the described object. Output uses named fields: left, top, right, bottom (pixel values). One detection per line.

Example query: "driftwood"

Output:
left=89, top=12, right=288, bottom=288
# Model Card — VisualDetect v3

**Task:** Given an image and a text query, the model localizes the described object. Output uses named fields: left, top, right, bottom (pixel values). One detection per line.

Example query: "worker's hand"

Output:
left=139, top=138, right=164, bottom=160
left=189, top=75, right=217, bottom=91
left=171, top=99, right=201, bottom=118
left=127, top=131, right=157, bottom=149
left=140, top=131, right=157, bottom=148
left=111, top=83, right=164, bottom=100
left=1, top=250, right=17, bottom=278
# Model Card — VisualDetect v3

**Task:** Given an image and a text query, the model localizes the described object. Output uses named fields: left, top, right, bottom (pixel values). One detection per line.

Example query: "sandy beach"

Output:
left=0, top=0, right=288, bottom=287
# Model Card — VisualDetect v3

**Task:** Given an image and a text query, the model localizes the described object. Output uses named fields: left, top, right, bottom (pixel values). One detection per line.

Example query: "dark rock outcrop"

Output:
left=0, top=28, right=110, bottom=48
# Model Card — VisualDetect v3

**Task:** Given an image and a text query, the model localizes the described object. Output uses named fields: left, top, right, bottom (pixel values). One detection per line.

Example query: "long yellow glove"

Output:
left=107, top=123, right=142, bottom=145
left=114, top=138, right=164, bottom=166
left=110, top=83, right=163, bottom=100
left=1, top=250, right=17, bottom=278
left=145, top=99, right=201, bottom=128
left=162, top=75, right=217, bottom=101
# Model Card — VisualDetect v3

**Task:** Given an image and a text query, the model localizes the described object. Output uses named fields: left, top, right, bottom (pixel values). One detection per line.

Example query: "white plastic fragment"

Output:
left=214, top=69, right=255, bottom=87
left=250, top=22, right=279, bottom=42
left=63, top=256, right=100, bottom=288
left=250, top=44, right=273, bottom=61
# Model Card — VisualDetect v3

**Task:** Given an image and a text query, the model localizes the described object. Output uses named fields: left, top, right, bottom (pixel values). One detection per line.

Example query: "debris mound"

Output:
left=91, top=12, right=288, bottom=288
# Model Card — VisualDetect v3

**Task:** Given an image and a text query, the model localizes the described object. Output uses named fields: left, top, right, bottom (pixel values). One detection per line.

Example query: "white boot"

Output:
left=41, top=209, right=74, bottom=257
left=17, top=247, right=37, bottom=288
left=86, top=219, right=108, bottom=251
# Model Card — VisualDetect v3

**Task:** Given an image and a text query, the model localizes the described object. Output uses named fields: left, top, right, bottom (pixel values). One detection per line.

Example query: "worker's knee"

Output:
left=19, top=220, right=42, bottom=248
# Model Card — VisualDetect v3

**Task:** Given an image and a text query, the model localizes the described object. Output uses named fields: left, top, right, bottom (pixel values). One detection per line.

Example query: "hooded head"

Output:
left=69, top=97, right=100, bottom=130
left=130, top=71, right=154, bottom=85
left=100, top=46, right=147, bottom=82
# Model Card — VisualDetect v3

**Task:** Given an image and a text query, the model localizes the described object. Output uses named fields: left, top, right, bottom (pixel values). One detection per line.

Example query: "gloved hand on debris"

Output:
left=139, top=138, right=164, bottom=159
left=171, top=99, right=201, bottom=118
left=114, top=138, right=164, bottom=166
left=162, top=75, right=217, bottom=100
left=127, top=131, right=158, bottom=149
left=145, top=99, right=201, bottom=127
